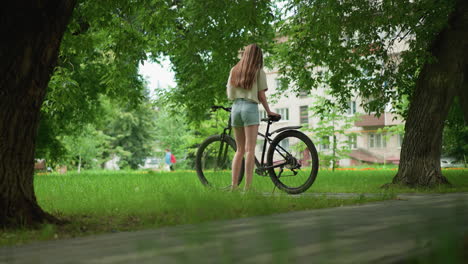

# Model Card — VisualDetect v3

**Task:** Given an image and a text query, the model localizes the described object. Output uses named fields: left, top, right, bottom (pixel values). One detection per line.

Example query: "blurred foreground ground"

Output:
left=1, top=193, right=467, bottom=264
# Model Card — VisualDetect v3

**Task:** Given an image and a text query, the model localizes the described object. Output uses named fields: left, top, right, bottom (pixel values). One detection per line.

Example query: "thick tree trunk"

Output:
left=392, top=0, right=468, bottom=187
left=0, top=1, right=76, bottom=227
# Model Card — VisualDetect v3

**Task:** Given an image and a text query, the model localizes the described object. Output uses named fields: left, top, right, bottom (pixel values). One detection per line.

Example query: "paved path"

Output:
left=1, top=193, right=468, bottom=264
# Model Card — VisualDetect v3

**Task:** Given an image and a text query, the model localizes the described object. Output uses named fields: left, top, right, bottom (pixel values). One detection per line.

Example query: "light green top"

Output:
left=226, top=68, right=268, bottom=104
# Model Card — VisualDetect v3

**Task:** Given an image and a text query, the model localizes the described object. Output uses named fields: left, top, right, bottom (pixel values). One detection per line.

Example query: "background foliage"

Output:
left=307, top=93, right=359, bottom=169
left=35, top=0, right=276, bottom=170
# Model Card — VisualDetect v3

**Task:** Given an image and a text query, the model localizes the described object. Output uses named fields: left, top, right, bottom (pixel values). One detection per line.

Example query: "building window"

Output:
left=398, top=134, right=404, bottom=147
left=369, top=134, right=375, bottom=148
left=276, top=138, right=290, bottom=155
left=348, top=135, right=357, bottom=149
left=320, top=136, right=330, bottom=150
left=347, top=101, right=356, bottom=115
left=369, top=134, right=374, bottom=148
left=368, top=133, right=386, bottom=148
left=275, top=108, right=289, bottom=121
left=300, top=105, right=309, bottom=125
left=298, top=90, right=309, bottom=98
left=256, top=139, right=266, bottom=152
left=279, top=138, right=289, bottom=151
left=381, top=134, right=387, bottom=148
left=275, top=78, right=281, bottom=89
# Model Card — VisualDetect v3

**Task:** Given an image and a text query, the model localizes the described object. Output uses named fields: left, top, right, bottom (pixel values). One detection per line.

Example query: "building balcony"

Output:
left=349, top=148, right=400, bottom=164
left=354, top=112, right=402, bottom=127
left=354, top=114, right=385, bottom=127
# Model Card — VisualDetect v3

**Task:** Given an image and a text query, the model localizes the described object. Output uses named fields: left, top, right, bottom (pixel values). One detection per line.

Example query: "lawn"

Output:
left=310, top=168, right=468, bottom=193
left=1, top=168, right=466, bottom=246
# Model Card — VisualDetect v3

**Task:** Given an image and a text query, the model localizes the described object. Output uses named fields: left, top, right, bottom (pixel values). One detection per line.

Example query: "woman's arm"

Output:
left=258, top=90, right=279, bottom=116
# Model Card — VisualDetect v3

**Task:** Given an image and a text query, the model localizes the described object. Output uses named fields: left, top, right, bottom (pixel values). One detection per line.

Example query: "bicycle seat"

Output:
left=261, top=115, right=282, bottom=122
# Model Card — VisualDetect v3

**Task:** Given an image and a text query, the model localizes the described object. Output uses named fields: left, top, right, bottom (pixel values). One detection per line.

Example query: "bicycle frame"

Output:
left=216, top=113, right=233, bottom=169
left=215, top=107, right=301, bottom=175
left=198, top=106, right=319, bottom=194
left=256, top=119, right=300, bottom=173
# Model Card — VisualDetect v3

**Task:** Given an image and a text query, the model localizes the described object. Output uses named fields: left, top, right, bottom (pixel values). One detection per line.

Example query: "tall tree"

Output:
left=152, top=98, right=191, bottom=166
left=99, top=97, right=157, bottom=169
left=0, top=1, right=77, bottom=227
left=392, top=0, right=468, bottom=186
left=273, top=0, right=468, bottom=187
left=308, top=94, right=359, bottom=171
left=61, top=124, right=110, bottom=172
left=0, top=0, right=173, bottom=227
left=36, top=0, right=169, bottom=163
left=155, top=0, right=275, bottom=121
left=0, top=0, right=279, bottom=227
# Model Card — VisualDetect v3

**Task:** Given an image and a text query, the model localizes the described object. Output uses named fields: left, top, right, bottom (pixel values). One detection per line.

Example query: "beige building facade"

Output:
left=257, top=69, right=404, bottom=167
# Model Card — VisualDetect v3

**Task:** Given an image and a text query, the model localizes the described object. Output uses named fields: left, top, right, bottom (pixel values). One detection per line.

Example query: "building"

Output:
left=257, top=69, right=404, bottom=167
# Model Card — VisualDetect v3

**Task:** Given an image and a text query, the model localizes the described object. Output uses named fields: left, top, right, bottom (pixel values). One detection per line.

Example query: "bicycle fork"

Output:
left=216, top=139, right=229, bottom=169
left=216, top=122, right=232, bottom=169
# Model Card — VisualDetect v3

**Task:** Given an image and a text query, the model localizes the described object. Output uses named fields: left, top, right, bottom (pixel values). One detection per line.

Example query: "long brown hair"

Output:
left=230, top=44, right=263, bottom=90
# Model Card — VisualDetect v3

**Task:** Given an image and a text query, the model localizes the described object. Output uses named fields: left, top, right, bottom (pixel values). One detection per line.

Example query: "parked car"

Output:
left=440, top=157, right=463, bottom=168
left=140, top=157, right=161, bottom=170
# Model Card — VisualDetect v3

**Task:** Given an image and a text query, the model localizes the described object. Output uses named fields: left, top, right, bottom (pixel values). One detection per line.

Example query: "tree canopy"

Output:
left=271, top=0, right=468, bottom=186
left=37, top=0, right=277, bottom=164
left=36, top=0, right=167, bottom=161
left=154, top=0, right=276, bottom=121
left=273, top=0, right=455, bottom=115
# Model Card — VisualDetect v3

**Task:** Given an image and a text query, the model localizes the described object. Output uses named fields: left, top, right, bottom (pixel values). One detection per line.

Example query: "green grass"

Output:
left=310, top=168, right=468, bottom=193
left=201, top=167, right=468, bottom=193
left=1, top=169, right=467, bottom=247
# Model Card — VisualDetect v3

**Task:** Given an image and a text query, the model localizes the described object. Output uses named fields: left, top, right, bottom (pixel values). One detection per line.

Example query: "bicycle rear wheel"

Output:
left=195, top=135, right=244, bottom=189
left=267, top=130, right=318, bottom=194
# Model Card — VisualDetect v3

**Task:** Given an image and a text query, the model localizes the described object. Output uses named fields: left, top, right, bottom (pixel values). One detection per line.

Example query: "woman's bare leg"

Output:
left=232, top=127, right=245, bottom=190
left=243, top=124, right=259, bottom=191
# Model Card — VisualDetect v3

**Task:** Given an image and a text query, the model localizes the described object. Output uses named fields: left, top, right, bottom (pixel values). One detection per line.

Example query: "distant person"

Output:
left=227, top=43, right=280, bottom=191
left=170, top=152, right=176, bottom=170
left=164, top=149, right=176, bottom=171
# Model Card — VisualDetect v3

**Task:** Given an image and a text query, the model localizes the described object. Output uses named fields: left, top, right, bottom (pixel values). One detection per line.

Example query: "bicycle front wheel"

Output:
left=267, top=130, right=319, bottom=194
left=195, top=135, right=244, bottom=189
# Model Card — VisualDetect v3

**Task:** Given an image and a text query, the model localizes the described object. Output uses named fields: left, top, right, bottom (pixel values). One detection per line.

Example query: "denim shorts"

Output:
left=231, top=98, right=260, bottom=127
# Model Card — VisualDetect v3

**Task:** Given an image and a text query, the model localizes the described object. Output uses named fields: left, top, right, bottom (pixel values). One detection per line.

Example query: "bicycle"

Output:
left=195, top=105, right=319, bottom=194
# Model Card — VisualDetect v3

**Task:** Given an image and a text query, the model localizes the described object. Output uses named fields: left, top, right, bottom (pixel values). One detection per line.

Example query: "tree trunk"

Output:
left=0, top=1, right=76, bottom=228
left=392, top=0, right=468, bottom=187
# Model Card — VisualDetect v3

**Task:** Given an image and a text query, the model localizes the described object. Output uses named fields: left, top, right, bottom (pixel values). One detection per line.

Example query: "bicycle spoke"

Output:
left=216, top=140, right=226, bottom=167
left=196, top=135, right=243, bottom=189
left=267, top=131, right=319, bottom=194
left=197, top=111, right=318, bottom=195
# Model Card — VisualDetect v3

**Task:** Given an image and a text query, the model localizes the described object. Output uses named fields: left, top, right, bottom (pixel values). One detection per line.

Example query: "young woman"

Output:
left=226, top=44, right=280, bottom=191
